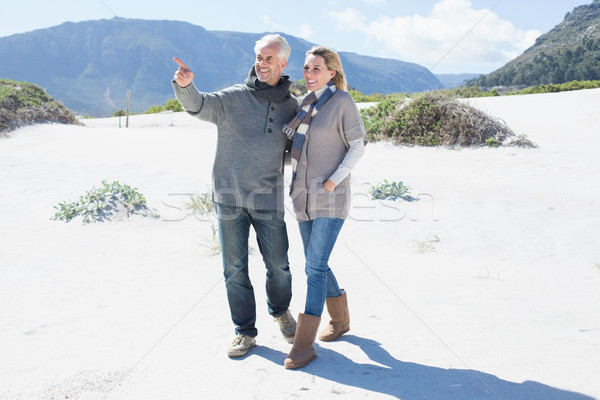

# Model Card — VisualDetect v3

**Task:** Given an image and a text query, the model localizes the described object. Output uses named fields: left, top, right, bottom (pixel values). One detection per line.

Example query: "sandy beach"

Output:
left=1, top=88, right=599, bottom=399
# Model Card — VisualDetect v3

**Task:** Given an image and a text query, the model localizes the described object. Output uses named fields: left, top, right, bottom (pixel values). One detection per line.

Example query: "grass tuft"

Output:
left=411, top=234, right=441, bottom=254
left=185, top=192, right=221, bottom=254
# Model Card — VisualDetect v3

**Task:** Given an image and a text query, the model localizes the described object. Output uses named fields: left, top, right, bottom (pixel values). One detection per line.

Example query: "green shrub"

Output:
left=348, top=90, right=397, bottom=103
left=143, top=98, right=184, bottom=114
left=436, top=86, right=500, bottom=98
left=143, top=106, right=160, bottom=114
left=291, top=79, right=308, bottom=97
left=507, top=80, right=600, bottom=95
left=52, top=180, right=159, bottom=223
left=361, top=93, right=535, bottom=148
left=163, top=98, right=184, bottom=112
left=369, top=180, right=412, bottom=200
left=0, top=79, right=79, bottom=133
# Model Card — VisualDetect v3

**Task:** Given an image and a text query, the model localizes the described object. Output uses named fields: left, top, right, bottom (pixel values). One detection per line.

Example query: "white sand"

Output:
left=1, top=89, right=599, bottom=399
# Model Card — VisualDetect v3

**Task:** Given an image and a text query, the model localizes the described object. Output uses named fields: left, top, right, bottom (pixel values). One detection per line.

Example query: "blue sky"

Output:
left=0, top=0, right=589, bottom=74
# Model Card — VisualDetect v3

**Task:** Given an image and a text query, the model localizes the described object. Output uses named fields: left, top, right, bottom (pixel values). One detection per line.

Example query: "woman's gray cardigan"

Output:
left=290, top=90, right=368, bottom=221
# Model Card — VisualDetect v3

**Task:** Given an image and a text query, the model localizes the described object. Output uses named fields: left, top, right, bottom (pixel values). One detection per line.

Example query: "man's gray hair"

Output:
left=254, top=33, right=291, bottom=61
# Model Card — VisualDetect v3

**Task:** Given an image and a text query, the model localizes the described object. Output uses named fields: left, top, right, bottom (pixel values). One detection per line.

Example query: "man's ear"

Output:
left=280, top=59, right=288, bottom=71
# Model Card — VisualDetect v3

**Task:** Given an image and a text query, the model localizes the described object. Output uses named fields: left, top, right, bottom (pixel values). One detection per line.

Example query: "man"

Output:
left=172, top=34, right=298, bottom=358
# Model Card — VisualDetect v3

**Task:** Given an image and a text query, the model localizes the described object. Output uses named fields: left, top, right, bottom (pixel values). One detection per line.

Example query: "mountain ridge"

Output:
left=0, top=18, right=442, bottom=116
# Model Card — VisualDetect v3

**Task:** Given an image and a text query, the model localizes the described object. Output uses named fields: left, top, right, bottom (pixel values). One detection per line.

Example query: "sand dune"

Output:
left=1, top=89, right=599, bottom=399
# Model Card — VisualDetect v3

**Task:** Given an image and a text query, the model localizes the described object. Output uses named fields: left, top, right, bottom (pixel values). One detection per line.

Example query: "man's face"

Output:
left=254, top=42, right=287, bottom=86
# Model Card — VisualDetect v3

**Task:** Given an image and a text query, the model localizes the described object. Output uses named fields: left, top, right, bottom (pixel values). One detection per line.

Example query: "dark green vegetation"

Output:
left=469, top=0, right=600, bottom=87
left=0, top=79, right=79, bottom=134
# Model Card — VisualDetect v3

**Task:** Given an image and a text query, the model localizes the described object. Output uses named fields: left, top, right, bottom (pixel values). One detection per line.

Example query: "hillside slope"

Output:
left=470, top=0, right=600, bottom=87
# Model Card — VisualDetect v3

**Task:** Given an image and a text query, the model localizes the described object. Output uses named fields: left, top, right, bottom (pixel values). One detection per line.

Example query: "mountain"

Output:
left=0, top=18, right=442, bottom=117
left=435, top=73, right=480, bottom=89
left=470, top=0, right=600, bottom=87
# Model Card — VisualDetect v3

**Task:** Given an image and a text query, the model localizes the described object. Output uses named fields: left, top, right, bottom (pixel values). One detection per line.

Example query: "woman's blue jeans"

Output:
left=298, top=217, right=345, bottom=317
left=217, top=204, right=292, bottom=338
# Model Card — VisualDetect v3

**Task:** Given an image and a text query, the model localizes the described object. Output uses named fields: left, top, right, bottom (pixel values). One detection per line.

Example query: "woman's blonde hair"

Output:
left=306, top=45, right=347, bottom=91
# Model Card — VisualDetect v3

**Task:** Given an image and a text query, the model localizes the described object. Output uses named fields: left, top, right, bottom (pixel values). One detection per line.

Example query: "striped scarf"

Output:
left=283, top=82, right=337, bottom=181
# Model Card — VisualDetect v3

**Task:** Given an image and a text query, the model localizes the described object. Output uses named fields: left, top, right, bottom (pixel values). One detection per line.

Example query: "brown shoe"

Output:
left=284, top=313, right=321, bottom=369
left=318, top=290, right=350, bottom=342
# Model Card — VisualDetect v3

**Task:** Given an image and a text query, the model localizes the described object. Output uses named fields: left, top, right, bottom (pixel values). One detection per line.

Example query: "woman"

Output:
left=282, top=46, right=368, bottom=369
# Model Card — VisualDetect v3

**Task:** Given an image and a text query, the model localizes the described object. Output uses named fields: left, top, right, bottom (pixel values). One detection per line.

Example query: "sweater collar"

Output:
left=244, top=66, right=292, bottom=103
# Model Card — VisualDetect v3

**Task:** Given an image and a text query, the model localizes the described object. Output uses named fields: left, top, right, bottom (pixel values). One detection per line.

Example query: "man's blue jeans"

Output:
left=216, top=204, right=292, bottom=338
left=298, top=217, right=345, bottom=317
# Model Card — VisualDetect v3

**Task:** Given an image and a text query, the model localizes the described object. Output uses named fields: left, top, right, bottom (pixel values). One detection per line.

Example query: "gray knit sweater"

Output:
left=290, top=90, right=368, bottom=221
left=173, top=81, right=298, bottom=211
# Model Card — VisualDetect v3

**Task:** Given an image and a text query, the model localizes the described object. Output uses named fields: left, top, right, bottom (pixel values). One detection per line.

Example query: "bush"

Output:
left=163, top=98, right=184, bottom=112
left=348, top=90, right=396, bottom=103
left=439, top=86, right=500, bottom=98
left=290, top=79, right=308, bottom=97
left=369, top=180, right=412, bottom=200
left=361, top=92, right=536, bottom=148
left=507, top=80, right=600, bottom=95
left=52, top=180, right=159, bottom=224
left=143, top=98, right=183, bottom=114
left=0, top=79, right=79, bottom=133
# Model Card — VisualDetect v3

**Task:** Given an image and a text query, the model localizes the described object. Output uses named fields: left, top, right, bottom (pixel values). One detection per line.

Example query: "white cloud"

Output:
left=329, top=8, right=366, bottom=29
left=328, top=0, right=541, bottom=73
left=362, top=0, right=387, bottom=4
left=259, top=14, right=277, bottom=28
left=297, top=23, right=314, bottom=40
left=260, top=14, right=314, bottom=41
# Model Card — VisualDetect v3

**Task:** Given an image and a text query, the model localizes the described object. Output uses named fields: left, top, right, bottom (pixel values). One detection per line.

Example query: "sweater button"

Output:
left=302, top=160, right=307, bottom=166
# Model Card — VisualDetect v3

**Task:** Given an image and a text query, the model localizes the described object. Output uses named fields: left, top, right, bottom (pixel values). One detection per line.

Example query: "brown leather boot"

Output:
left=318, top=290, right=350, bottom=342
left=284, top=313, right=321, bottom=369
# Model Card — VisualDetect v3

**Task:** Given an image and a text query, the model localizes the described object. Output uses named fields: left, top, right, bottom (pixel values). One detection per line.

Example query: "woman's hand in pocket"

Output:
left=323, top=179, right=336, bottom=192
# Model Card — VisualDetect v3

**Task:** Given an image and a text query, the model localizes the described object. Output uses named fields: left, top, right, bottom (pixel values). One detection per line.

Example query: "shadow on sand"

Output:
left=254, top=335, right=594, bottom=400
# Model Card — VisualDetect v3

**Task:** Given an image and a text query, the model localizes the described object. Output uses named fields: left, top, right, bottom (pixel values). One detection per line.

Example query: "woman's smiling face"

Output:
left=303, top=54, right=335, bottom=92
